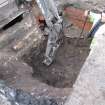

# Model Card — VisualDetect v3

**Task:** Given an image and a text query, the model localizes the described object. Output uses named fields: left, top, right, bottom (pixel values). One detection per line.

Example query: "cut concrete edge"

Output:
left=65, top=24, right=105, bottom=104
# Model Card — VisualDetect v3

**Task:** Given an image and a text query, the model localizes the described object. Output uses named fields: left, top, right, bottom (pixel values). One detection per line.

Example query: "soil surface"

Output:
left=24, top=37, right=90, bottom=88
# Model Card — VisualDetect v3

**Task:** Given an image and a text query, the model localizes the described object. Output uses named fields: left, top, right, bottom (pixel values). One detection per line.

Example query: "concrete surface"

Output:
left=65, top=23, right=105, bottom=104
left=58, top=0, right=105, bottom=11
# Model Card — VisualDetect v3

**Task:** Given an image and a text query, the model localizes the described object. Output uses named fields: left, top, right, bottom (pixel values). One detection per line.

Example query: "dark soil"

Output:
left=0, top=84, right=59, bottom=105
left=0, top=32, right=91, bottom=105
left=23, top=37, right=91, bottom=88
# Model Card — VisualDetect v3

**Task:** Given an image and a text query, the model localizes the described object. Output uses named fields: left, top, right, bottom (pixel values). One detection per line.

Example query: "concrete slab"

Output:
left=65, top=24, right=105, bottom=104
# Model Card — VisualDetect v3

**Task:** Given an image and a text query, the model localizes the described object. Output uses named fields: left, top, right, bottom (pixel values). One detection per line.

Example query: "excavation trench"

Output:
left=0, top=2, right=91, bottom=89
left=22, top=36, right=91, bottom=88
left=0, top=6, right=91, bottom=103
left=0, top=29, right=91, bottom=104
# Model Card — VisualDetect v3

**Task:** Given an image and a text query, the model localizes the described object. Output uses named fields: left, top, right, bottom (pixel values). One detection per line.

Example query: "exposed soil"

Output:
left=23, top=37, right=90, bottom=88
left=0, top=2, right=92, bottom=104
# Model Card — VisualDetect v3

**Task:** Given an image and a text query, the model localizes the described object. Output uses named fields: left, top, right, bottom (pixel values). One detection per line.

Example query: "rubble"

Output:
left=0, top=81, right=58, bottom=105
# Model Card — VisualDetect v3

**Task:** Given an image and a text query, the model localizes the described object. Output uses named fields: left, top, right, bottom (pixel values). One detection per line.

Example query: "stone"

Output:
left=0, top=84, right=58, bottom=105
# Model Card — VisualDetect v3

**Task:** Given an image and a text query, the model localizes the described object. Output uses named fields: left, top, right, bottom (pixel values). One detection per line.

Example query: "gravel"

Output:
left=0, top=82, right=58, bottom=105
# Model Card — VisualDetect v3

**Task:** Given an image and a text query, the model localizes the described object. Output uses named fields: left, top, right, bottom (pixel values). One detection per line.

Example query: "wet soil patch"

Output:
left=23, top=37, right=91, bottom=88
